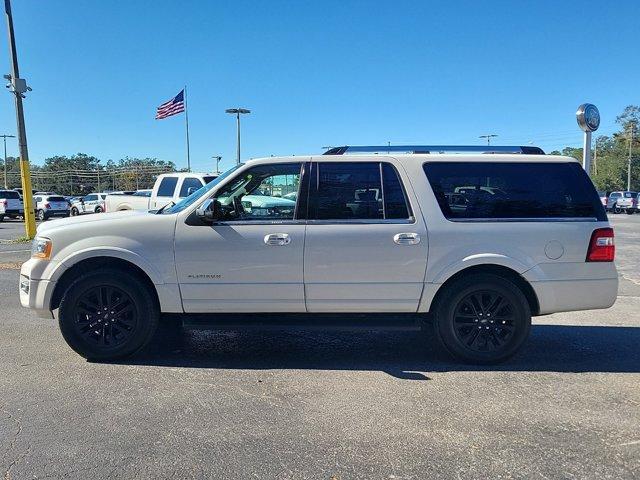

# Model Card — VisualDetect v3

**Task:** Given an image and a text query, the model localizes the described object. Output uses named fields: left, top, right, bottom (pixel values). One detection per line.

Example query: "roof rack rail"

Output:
left=323, top=145, right=545, bottom=155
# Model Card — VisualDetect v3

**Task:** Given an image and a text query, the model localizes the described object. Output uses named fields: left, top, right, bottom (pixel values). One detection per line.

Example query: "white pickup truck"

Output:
left=19, top=145, right=618, bottom=364
left=105, top=173, right=219, bottom=212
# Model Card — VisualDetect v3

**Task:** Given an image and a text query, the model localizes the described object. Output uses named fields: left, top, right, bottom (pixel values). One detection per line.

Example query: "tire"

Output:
left=626, top=209, right=635, bottom=215
left=58, top=268, right=159, bottom=361
left=70, top=207, right=79, bottom=216
left=95, top=206, right=103, bottom=213
left=433, top=273, right=531, bottom=364
left=37, top=209, right=47, bottom=221
left=0, top=215, right=4, bottom=222
left=613, top=204, right=621, bottom=214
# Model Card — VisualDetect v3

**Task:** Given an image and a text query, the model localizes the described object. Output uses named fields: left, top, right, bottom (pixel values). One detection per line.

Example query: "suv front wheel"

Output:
left=58, top=268, right=159, bottom=360
left=433, top=273, right=531, bottom=364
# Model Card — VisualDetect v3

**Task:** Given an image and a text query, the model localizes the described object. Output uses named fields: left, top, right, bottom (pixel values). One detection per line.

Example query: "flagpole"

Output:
left=184, top=85, right=191, bottom=172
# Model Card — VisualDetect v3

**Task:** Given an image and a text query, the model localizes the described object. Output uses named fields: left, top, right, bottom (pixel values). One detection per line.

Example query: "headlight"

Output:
left=31, top=237, right=52, bottom=260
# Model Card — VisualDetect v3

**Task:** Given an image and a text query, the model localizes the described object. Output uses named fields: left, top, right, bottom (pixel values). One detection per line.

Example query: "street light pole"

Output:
left=628, top=124, right=634, bottom=192
left=479, top=134, right=498, bottom=146
left=4, top=0, right=36, bottom=238
left=1, top=133, right=15, bottom=188
left=225, top=108, right=250, bottom=165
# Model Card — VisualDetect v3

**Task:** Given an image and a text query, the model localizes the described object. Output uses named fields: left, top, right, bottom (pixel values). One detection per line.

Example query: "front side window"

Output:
left=179, top=177, right=203, bottom=198
left=214, top=163, right=302, bottom=221
left=85, top=194, right=97, bottom=201
left=157, top=177, right=178, bottom=197
left=309, top=162, right=412, bottom=221
left=423, top=162, right=606, bottom=221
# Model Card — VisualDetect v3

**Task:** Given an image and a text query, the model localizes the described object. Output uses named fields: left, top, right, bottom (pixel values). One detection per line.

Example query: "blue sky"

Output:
left=0, top=0, right=638, bottom=172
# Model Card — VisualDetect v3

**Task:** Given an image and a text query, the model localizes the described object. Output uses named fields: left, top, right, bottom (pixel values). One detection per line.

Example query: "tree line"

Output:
left=550, top=105, right=640, bottom=192
left=2, top=155, right=177, bottom=195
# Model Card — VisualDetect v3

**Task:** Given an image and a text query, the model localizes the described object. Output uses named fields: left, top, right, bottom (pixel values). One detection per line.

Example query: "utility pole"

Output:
left=479, top=134, right=498, bottom=146
left=225, top=108, right=250, bottom=165
left=212, top=155, right=221, bottom=174
left=1, top=133, right=15, bottom=188
left=628, top=124, right=634, bottom=191
left=4, top=0, right=35, bottom=237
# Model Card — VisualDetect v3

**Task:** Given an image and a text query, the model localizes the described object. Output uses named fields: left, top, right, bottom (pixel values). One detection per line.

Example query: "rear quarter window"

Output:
left=423, top=162, right=606, bottom=221
left=0, top=191, right=20, bottom=199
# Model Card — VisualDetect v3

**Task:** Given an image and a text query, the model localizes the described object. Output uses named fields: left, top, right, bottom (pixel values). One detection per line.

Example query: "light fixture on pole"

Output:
left=576, top=103, right=600, bottom=176
left=225, top=108, right=250, bottom=165
left=212, top=155, right=222, bottom=174
left=479, top=134, right=498, bottom=146
left=0, top=134, right=15, bottom=188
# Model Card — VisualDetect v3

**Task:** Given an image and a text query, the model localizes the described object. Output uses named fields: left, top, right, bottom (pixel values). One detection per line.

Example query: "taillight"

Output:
left=586, top=227, right=615, bottom=262
left=44, top=202, right=51, bottom=209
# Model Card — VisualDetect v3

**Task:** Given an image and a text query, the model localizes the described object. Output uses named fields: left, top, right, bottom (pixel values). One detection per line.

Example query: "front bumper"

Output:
left=19, top=259, right=56, bottom=319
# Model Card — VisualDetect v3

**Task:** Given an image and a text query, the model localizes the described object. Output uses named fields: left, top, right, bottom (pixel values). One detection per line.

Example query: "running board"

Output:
left=177, top=313, right=425, bottom=332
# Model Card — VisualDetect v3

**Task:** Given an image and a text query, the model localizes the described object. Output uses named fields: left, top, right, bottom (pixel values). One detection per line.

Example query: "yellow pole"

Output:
left=5, top=0, right=36, bottom=238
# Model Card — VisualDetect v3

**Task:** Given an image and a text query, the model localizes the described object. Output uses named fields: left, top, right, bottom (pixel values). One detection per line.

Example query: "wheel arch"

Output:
left=50, top=256, right=160, bottom=312
left=427, top=264, right=540, bottom=316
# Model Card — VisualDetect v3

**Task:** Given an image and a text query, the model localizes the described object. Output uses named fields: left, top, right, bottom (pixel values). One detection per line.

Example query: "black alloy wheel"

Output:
left=73, top=285, right=138, bottom=349
left=452, top=290, right=516, bottom=353
left=58, top=268, right=159, bottom=360
left=433, top=273, right=531, bottom=364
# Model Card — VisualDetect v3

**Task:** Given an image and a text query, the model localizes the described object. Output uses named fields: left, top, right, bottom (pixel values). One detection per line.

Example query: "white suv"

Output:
left=70, top=193, right=107, bottom=216
left=0, top=189, right=24, bottom=221
left=33, top=194, right=70, bottom=221
left=19, top=146, right=618, bottom=364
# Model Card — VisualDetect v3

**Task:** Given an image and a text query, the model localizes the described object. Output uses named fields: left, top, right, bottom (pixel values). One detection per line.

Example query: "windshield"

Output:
left=159, top=165, right=243, bottom=214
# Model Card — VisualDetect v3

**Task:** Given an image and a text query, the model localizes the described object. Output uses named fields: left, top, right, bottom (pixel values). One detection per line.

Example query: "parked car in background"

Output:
left=20, top=147, right=617, bottom=364
left=70, top=193, right=108, bottom=216
left=33, top=194, right=70, bottom=221
left=105, top=173, right=218, bottom=212
left=597, top=190, right=610, bottom=208
left=0, top=189, right=24, bottom=221
left=607, top=191, right=638, bottom=214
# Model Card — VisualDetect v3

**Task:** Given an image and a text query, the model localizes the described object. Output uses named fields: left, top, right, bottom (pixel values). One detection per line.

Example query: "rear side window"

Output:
left=157, top=177, right=178, bottom=197
left=0, top=191, right=20, bottom=199
left=310, top=162, right=412, bottom=221
left=179, top=177, right=203, bottom=197
left=423, top=162, right=606, bottom=221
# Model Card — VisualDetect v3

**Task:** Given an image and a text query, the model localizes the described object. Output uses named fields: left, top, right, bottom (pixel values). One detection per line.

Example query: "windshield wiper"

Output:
left=155, top=201, right=175, bottom=214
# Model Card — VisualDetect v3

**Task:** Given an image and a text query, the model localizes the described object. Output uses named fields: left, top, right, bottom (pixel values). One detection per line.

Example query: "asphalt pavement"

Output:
left=0, top=215, right=639, bottom=479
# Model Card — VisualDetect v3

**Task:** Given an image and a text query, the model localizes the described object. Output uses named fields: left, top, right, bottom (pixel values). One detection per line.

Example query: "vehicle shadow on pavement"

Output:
left=117, top=324, right=640, bottom=379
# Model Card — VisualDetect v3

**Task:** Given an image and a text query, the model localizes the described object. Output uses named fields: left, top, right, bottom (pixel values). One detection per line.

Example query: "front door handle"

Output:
left=393, top=232, right=421, bottom=245
left=264, top=233, right=291, bottom=246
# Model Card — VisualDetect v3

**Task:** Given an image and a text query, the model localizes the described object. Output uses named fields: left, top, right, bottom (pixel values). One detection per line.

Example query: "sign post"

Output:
left=576, top=103, right=600, bottom=176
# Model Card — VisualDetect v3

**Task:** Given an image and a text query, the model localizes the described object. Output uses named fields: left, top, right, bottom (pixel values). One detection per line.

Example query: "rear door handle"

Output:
left=264, top=233, right=291, bottom=246
left=393, top=233, right=421, bottom=245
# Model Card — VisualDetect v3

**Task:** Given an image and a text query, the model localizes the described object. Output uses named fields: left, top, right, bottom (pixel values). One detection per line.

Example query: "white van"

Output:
left=19, top=145, right=617, bottom=364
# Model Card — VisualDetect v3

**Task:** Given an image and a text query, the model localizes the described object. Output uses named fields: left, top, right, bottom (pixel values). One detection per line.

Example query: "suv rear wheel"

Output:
left=37, top=209, right=47, bottom=221
left=58, top=268, right=159, bottom=360
left=433, top=273, right=531, bottom=364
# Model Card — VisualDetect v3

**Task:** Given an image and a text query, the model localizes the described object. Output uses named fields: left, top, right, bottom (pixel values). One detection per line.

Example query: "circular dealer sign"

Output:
left=576, top=103, right=600, bottom=132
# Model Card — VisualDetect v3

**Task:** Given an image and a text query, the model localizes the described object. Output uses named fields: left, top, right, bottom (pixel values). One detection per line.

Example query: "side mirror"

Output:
left=187, top=187, right=198, bottom=196
left=195, top=198, right=222, bottom=222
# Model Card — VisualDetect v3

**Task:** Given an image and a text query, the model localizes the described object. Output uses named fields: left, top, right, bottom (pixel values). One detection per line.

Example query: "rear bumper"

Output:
left=46, top=210, right=69, bottom=217
left=1, top=209, right=23, bottom=215
left=530, top=277, right=618, bottom=315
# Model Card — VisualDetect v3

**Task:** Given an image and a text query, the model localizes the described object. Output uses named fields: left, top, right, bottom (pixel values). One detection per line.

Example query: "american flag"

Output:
left=155, top=90, right=185, bottom=120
